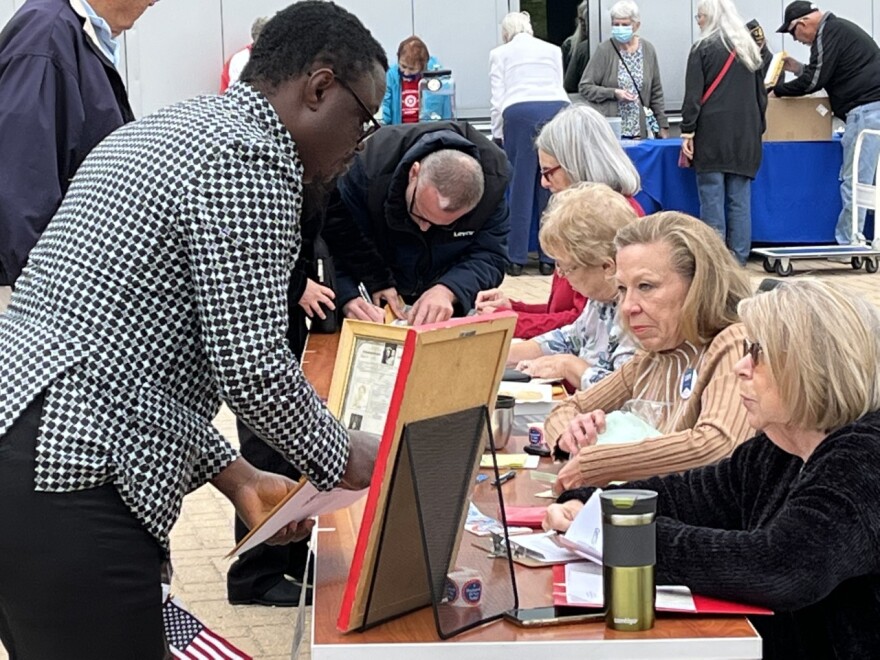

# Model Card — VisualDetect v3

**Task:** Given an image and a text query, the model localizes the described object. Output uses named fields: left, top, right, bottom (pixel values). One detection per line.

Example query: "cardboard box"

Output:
left=763, top=95, right=833, bottom=142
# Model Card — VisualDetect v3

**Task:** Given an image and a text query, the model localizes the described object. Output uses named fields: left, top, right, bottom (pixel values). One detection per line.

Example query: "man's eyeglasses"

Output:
left=540, top=165, right=563, bottom=181
left=788, top=19, right=804, bottom=37
left=408, top=177, right=459, bottom=231
left=742, top=338, right=763, bottom=364
left=335, top=76, right=382, bottom=144
left=555, top=262, right=580, bottom=277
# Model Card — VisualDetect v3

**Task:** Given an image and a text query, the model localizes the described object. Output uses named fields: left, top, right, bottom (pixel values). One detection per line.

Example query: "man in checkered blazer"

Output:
left=0, top=2, right=386, bottom=657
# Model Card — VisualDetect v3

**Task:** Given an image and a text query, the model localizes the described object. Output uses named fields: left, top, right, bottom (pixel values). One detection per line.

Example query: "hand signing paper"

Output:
left=408, top=284, right=455, bottom=325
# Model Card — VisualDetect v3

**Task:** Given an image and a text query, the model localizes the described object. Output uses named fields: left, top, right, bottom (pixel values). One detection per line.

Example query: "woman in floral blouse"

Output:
left=506, top=183, right=639, bottom=390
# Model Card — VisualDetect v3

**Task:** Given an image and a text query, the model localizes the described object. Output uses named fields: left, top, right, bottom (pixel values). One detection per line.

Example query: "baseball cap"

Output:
left=776, top=1, right=819, bottom=33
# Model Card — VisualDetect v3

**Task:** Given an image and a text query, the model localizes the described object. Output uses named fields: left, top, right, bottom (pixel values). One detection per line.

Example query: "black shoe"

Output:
left=228, top=579, right=312, bottom=607
left=538, top=262, right=554, bottom=276
left=505, top=263, right=524, bottom=276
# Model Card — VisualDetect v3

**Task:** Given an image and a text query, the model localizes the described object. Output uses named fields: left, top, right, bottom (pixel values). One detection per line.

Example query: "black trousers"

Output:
left=0, top=394, right=166, bottom=659
left=226, top=307, right=311, bottom=599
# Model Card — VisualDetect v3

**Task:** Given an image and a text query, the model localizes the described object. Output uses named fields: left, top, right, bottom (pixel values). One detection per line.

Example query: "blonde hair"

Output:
left=739, top=280, right=880, bottom=432
left=501, top=12, right=533, bottom=43
left=695, top=0, right=762, bottom=71
left=539, top=183, right=638, bottom=267
left=614, top=211, right=751, bottom=344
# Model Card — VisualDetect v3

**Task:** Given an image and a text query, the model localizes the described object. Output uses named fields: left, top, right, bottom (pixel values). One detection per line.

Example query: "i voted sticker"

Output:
left=680, top=368, right=697, bottom=400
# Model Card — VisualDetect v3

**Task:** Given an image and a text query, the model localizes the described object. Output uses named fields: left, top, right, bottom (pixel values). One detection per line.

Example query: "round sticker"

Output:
left=426, top=78, right=442, bottom=92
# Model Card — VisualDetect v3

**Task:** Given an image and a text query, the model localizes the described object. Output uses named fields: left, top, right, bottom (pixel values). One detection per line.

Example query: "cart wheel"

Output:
left=866, top=258, right=878, bottom=274
left=774, top=260, right=793, bottom=277
left=851, top=257, right=864, bottom=269
left=762, top=257, right=774, bottom=273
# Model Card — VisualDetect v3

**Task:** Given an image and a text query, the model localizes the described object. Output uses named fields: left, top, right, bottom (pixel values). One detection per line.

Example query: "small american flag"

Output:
left=163, top=597, right=252, bottom=660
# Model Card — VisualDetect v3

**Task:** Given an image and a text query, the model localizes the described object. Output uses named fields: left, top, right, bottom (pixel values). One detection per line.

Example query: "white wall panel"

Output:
left=413, top=0, right=510, bottom=117
left=0, top=0, right=18, bottom=31
left=123, top=0, right=223, bottom=117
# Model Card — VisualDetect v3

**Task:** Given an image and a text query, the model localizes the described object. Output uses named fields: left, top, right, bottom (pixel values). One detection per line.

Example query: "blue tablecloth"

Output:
left=624, top=138, right=845, bottom=244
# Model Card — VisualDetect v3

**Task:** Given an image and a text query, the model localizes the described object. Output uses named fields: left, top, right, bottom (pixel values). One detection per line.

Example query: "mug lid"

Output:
left=600, top=489, right=658, bottom=515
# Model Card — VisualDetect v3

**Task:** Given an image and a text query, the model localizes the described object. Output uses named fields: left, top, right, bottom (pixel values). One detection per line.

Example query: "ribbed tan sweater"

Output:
left=545, top=323, right=752, bottom=486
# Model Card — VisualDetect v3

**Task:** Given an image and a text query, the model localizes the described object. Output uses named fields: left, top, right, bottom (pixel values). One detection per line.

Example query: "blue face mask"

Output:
left=611, top=25, right=634, bottom=43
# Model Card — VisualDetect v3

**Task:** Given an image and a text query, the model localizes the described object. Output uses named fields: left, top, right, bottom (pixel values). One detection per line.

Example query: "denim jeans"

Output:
left=837, top=100, right=880, bottom=245
left=696, top=171, right=752, bottom=265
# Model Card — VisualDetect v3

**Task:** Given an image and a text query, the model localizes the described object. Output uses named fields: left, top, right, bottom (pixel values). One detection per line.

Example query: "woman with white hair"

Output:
left=546, top=279, right=880, bottom=659
left=489, top=11, right=569, bottom=276
left=578, top=0, right=668, bottom=139
left=681, top=0, right=766, bottom=266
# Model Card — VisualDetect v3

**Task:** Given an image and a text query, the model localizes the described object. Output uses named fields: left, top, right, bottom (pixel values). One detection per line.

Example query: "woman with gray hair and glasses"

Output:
left=579, top=0, right=669, bottom=139
left=475, top=104, right=643, bottom=339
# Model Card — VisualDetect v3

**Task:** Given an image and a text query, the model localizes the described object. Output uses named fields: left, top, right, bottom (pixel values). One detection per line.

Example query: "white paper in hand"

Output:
left=228, top=482, right=367, bottom=557
left=556, top=489, right=603, bottom=563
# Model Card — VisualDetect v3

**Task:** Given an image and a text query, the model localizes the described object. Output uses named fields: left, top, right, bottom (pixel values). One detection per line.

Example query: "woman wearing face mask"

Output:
left=578, top=0, right=669, bottom=139
left=381, top=36, right=451, bottom=125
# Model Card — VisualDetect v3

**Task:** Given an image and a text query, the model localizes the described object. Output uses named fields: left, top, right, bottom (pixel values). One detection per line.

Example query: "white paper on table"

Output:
left=563, top=563, right=696, bottom=611
left=510, top=531, right=581, bottom=563
left=228, top=482, right=366, bottom=557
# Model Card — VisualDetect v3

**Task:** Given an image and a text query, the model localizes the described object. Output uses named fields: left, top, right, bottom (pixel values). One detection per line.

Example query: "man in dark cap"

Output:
left=773, top=2, right=880, bottom=246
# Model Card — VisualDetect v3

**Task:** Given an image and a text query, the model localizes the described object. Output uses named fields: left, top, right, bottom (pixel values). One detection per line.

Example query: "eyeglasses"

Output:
left=742, top=338, right=763, bottom=364
left=408, top=177, right=460, bottom=231
left=555, top=262, right=580, bottom=277
left=788, top=19, right=804, bottom=37
left=540, top=165, right=563, bottom=181
left=335, top=76, right=382, bottom=144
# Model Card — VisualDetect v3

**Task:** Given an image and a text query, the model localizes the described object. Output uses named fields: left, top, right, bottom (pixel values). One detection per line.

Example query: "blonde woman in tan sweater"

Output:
left=548, top=212, right=753, bottom=494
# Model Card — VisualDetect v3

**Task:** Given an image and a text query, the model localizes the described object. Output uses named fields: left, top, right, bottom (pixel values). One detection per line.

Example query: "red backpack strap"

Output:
left=701, top=50, right=737, bottom=104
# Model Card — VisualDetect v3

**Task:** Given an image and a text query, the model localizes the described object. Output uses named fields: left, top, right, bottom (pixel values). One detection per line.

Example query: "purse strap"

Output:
left=701, top=50, right=737, bottom=104
left=612, top=43, right=647, bottom=107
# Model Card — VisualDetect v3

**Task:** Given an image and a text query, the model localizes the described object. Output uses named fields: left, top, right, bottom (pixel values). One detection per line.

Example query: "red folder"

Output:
left=552, top=564, right=773, bottom=616
left=500, top=505, right=547, bottom=529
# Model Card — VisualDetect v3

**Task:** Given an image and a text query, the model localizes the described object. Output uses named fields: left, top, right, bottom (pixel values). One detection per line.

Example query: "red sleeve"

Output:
left=509, top=275, right=587, bottom=339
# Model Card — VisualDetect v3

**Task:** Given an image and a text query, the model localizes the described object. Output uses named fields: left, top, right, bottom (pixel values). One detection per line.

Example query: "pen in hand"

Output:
left=491, top=470, right=516, bottom=487
left=357, top=282, right=372, bottom=305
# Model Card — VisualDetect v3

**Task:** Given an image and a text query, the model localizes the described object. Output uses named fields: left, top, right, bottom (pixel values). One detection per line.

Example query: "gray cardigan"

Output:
left=578, top=37, right=669, bottom=138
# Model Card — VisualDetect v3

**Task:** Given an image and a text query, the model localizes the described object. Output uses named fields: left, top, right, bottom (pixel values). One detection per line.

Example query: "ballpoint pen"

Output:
left=357, top=282, right=372, bottom=305
left=492, top=470, right=516, bottom=487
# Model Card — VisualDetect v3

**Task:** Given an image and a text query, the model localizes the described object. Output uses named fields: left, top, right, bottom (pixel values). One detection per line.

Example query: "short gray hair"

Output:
left=739, top=279, right=880, bottom=432
left=420, top=150, right=485, bottom=213
left=501, top=12, right=533, bottom=43
left=251, top=17, right=269, bottom=42
left=534, top=105, right=640, bottom=196
left=610, top=0, right=640, bottom=22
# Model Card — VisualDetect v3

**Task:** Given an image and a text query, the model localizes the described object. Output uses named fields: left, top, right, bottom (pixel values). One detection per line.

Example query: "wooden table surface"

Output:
left=301, top=332, right=762, bottom=660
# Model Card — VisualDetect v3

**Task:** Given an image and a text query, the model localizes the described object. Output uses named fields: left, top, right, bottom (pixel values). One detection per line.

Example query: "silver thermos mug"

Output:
left=601, top=489, right=658, bottom=631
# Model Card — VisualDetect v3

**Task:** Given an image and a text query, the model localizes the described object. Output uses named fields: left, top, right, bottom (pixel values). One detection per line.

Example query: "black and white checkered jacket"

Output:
left=0, top=83, right=349, bottom=548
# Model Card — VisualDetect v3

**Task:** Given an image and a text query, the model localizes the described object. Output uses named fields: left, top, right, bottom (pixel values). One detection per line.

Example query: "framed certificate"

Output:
left=327, top=322, right=409, bottom=434
left=326, top=313, right=519, bottom=634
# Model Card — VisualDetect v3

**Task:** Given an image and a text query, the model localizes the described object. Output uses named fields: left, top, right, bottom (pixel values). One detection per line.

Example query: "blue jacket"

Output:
left=381, top=56, right=454, bottom=125
left=0, top=0, right=134, bottom=285
left=328, top=121, right=510, bottom=313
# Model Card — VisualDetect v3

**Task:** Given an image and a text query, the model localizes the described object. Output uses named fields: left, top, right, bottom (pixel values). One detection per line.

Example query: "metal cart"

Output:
left=751, top=128, right=880, bottom=276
